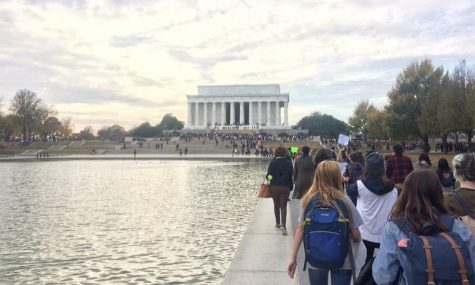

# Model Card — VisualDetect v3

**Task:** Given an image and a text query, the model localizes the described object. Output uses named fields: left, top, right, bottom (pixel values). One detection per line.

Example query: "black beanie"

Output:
left=365, top=152, right=385, bottom=176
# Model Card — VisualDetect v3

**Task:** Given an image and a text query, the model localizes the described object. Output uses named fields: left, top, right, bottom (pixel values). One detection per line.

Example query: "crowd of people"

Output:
left=264, top=144, right=475, bottom=285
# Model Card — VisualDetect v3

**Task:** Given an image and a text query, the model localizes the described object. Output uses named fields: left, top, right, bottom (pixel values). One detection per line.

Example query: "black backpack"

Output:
left=392, top=215, right=474, bottom=285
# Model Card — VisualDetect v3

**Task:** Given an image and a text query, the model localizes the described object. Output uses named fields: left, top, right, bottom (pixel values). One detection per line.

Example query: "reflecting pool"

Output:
left=0, top=160, right=267, bottom=284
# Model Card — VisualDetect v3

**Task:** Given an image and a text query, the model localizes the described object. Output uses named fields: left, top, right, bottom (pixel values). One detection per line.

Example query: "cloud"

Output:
left=109, top=35, right=152, bottom=47
left=0, top=0, right=474, bottom=131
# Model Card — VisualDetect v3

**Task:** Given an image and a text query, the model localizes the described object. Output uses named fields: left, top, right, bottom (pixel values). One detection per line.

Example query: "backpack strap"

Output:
left=450, top=191, right=475, bottom=219
left=419, top=236, right=435, bottom=285
left=347, top=237, right=357, bottom=284
left=439, top=232, right=470, bottom=285
left=334, top=198, right=351, bottom=223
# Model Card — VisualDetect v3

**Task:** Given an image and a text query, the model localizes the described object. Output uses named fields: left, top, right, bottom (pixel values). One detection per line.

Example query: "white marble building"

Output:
left=186, top=84, right=289, bottom=130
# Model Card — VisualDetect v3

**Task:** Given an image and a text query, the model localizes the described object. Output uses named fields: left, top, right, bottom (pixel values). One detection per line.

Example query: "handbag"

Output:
left=258, top=182, right=271, bottom=198
left=354, top=257, right=377, bottom=285
left=355, top=256, right=401, bottom=285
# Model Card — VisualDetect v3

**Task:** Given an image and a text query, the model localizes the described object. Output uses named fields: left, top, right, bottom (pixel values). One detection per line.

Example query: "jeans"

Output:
left=308, top=268, right=352, bottom=285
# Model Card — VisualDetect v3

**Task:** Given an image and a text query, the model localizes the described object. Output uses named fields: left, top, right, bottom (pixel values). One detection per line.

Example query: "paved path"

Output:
left=223, top=198, right=307, bottom=285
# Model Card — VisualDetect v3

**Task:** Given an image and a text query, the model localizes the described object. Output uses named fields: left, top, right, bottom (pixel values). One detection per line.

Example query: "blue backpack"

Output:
left=303, top=197, right=350, bottom=271
left=392, top=215, right=474, bottom=285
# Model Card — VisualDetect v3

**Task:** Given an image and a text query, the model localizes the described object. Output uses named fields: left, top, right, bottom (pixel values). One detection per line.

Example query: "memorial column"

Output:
left=240, top=101, right=244, bottom=125
left=275, top=101, right=280, bottom=126
left=221, top=102, right=226, bottom=126
left=284, top=102, right=288, bottom=126
left=203, top=102, right=208, bottom=127
left=212, top=102, right=216, bottom=127
left=258, top=101, right=262, bottom=126
left=267, top=101, right=271, bottom=126
left=194, top=102, right=199, bottom=127
left=249, top=101, right=254, bottom=126
left=187, top=103, right=192, bottom=127
left=230, top=102, right=235, bottom=125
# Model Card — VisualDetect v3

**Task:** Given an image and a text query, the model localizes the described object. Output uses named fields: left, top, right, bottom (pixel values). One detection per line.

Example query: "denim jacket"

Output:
left=373, top=219, right=475, bottom=285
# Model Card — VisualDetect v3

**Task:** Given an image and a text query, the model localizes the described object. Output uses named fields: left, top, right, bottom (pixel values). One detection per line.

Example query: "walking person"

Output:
left=313, top=148, right=334, bottom=170
left=373, top=169, right=475, bottom=285
left=266, top=145, right=294, bottom=235
left=343, top=151, right=365, bottom=206
left=414, top=152, right=432, bottom=169
left=292, top=146, right=314, bottom=199
left=385, top=144, right=413, bottom=192
left=356, top=152, right=398, bottom=263
left=436, top=157, right=455, bottom=191
left=336, top=149, right=349, bottom=175
left=287, top=160, right=363, bottom=285
left=445, top=153, right=475, bottom=234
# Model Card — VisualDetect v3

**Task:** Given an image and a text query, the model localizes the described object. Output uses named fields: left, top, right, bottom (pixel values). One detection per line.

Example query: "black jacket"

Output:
left=266, top=157, right=294, bottom=190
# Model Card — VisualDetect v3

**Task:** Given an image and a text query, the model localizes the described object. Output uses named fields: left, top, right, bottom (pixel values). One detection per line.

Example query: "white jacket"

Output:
left=356, top=180, right=398, bottom=243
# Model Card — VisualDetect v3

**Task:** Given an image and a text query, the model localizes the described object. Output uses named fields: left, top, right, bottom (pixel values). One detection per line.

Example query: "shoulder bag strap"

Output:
left=419, top=236, right=435, bottom=285
left=337, top=198, right=356, bottom=282
left=302, top=197, right=318, bottom=272
left=440, top=232, right=470, bottom=285
left=439, top=232, right=470, bottom=285
left=348, top=237, right=357, bottom=284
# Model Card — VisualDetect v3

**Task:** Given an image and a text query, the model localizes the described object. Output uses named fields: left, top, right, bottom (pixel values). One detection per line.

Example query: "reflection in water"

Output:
left=0, top=160, right=267, bottom=284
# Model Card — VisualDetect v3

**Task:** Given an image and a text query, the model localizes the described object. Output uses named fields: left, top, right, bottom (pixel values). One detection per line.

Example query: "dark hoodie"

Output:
left=361, top=175, right=395, bottom=195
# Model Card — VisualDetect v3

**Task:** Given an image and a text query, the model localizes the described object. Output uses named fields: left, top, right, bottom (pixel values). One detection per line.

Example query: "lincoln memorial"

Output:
left=186, top=84, right=289, bottom=131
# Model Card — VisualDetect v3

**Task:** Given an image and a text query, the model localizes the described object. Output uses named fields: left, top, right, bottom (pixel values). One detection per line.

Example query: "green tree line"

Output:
left=348, top=59, right=475, bottom=153
left=0, top=89, right=184, bottom=142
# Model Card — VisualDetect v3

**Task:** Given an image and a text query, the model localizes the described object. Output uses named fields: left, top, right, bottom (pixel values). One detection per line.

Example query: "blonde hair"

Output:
left=302, top=160, right=347, bottom=214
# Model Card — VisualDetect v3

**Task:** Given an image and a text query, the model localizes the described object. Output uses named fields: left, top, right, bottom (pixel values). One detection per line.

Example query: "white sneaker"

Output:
left=281, top=227, right=288, bottom=236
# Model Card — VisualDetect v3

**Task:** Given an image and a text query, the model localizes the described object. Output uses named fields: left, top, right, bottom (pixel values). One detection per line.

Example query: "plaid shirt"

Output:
left=385, top=155, right=413, bottom=184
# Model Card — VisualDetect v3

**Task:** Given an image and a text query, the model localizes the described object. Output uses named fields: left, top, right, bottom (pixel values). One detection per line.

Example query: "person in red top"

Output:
left=385, top=144, right=413, bottom=191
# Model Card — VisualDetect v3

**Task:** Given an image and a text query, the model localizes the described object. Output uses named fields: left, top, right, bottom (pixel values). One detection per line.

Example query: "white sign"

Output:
left=338, top=134, right=350, bottom=146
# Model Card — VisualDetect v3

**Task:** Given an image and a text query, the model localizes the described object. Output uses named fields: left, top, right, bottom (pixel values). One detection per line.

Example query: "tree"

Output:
left=385, top=59, right=443, bottom=153
left=293, top=112, right=348, bottom=138
left=0, top=114, right=18, bottom=142
left=42, top=116, right=62, bottom=141
left=365, top=109, right=389, bottom=141
left=157, top=113, right=184, bottom=131
left=61, top=117, right=74, bottom=140
left=435, top=72, right=458, bottom=153
left=451, top=60, right=475, bottom=151
left=348, top=100, right=376, bottom=139
left=79, top=126, right=95, bottom=140
left=98, top=125, right=126, bottom=141
left=10, top=89, right=50, bottom=142
left=128, top=122, right=158, bottom=137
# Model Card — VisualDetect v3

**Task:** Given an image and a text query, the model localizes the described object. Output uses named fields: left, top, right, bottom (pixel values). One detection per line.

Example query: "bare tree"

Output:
left=10, top=89, right=49, bottom=143
left=61, top=117, right=74, bottom=140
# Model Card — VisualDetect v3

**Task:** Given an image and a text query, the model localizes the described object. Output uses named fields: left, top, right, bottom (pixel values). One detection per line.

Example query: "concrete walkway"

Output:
left=223, top=198, right=307, bottom=285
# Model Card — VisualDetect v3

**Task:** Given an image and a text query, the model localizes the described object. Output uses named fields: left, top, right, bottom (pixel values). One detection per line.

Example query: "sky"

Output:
left=1, top=0, right=474, bottom=132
